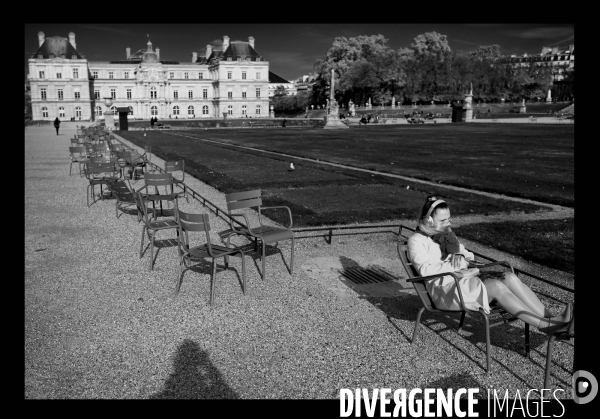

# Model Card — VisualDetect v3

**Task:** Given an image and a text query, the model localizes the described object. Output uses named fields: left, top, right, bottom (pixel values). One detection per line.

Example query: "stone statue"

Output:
left=546, top=89, right=552, bottom=102
left=391, top=97, right=395, bottom=108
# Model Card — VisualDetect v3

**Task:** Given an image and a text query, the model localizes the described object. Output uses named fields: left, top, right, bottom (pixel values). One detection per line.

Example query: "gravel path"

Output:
left=25, top=123, right=574, bottom=399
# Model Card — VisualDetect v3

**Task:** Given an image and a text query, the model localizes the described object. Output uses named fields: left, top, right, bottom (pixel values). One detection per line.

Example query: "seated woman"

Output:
left=407, top=195, right=572, bottom=335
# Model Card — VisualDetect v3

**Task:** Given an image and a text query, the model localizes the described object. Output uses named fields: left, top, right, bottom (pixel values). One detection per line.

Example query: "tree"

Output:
left=410, top=32, right=451, bottom=62
left=470, top=44, right=502, bottom=61
left=274, top=85, right=288, bottom=97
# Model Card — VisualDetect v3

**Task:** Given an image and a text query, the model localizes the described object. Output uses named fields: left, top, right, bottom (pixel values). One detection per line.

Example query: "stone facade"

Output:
left=28, top=33, right=271, bottom=121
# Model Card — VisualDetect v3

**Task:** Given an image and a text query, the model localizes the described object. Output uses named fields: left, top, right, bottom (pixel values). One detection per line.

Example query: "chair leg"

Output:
left=262, top=241, right=266, bottom=280
left=209, top=258, right=217, bottom=306
left=140, top=226, right=146, bottom=258
left=240, top=251, right=246, bottom=294
left=544, top=335, right=557, bottom=389
left=458, top=311, right=466, bottom=332
left=175, top=257, right=185, bottom=295
left=525, top=323, right=530, bottom=358
left=69, top=162, right=73, bottom=176
left=412, top=308, right=425, bottom=343
left=87, top=184, right=92, bottom=207
left=290, top=235, right=295, bottom=275
left=149, top=231, right=155, bottom=271
left=483, top=315, right=491, bottom=374
left=224, top=236, right=231, bottom=268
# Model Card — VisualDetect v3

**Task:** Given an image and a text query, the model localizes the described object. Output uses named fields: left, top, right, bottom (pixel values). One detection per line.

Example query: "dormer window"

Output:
left=72, top=55, right=77, bottom=59
left=237, top=57, right=241, bottom=61
left=256, top=57, right=261, bottom=61
left=49, top=54, right=54, bottom=59
left=227, top=57, right=232, bottom=61
left=61, top=54, right=65, bottom=59
left=246, top=57, right=251, bottom=61
left=38, top=54, right=43, bottom=59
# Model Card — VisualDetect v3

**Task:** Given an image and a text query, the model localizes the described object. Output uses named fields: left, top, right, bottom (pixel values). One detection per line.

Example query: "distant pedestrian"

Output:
left=150, top=117, right=155, bottom=127
left=53, top=117, right=60, bottom=135
left=282, top=118, right=287, bottom=127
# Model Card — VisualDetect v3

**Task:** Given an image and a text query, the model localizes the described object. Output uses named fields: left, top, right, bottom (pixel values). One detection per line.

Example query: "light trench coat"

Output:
left=407, top=233, right=491, bottom=314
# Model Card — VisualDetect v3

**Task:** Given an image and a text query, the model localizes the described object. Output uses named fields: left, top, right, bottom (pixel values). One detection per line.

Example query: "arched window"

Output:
left=188, top=106, right=194, bottom=115
left=151, top=106, right=158, bottom=116
left=110, top=105, right=117, bottom=115
left=59, top=107, right=65, bottom=118
left=42, top=107, right=48, bottom=118
left=255, top=105, right=261, bottom=115
left=202, top=105, right=209, bottom=115
left=150, top=86, right=157, bottom=99
left=95, top=106, right=103, bottom=116
left=75, top=106, right=81, bottom=117
left=227, top=105, right=233, bottom=115
left=173, top=106, right=180, bottom=115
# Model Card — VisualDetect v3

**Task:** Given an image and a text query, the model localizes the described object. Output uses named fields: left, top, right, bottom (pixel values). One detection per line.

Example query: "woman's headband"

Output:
left=425, top=198, right=446, bottom=219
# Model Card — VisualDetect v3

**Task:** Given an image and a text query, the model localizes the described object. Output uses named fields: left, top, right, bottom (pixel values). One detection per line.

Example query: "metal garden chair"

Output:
left=137, top=190, right=179, bottom=271
left=105, top=178, right=143, bottom=221
left=69, top=146, right=89, bottom=177
left=397, top=241, right=530, bottom=374
left=164, top=159, right=188, bottom=202
left=138, top=173, right=177, bottom=220
left=175, top=205, right=247, bottom=306
left=544, top=315, right=575, bottom=388
left=225, top=189, right=294, bottom=280
left=84, top=161, right=120, bottom=207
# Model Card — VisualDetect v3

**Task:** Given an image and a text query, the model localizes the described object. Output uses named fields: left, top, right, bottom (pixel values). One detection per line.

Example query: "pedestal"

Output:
left=519, top=106, right=527, bottom=113
left=324, top=114, right=349, bottom=129
left=103, top=112, right=115, bottom=130
left=464, top=108, right=473, bottom=121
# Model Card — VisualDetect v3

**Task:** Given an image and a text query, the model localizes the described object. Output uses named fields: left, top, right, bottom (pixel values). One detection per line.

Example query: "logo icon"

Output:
left=573, top=370, right=598, bottom=404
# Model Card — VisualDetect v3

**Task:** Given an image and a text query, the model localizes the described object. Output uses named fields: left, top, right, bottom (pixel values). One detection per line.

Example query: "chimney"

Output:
left=206, top=44, right=212, bottom=59
left=68, top=32, right=76, bottom=50
left=552, top=47, right=558, bottom=55
left=248, top=36, right=255, bottom=48
left=156, top=48, right=160, bottom=60
left=223, top=35, right=230, bottom=51
left=192, top=52, right=197, bottom=63
left=569, top=44, right=574, bottom=53
left=38, top=31, right=45, bottom=47
left=126, top=47, right=131, bottom=59
left=523, top=52, right=527, bottom=57
left=541, top=46, right=549, bottom=55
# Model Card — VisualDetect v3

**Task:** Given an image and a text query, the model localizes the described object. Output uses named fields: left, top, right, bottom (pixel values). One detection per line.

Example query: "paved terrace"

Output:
left=25, top=122, right=574, bottom=399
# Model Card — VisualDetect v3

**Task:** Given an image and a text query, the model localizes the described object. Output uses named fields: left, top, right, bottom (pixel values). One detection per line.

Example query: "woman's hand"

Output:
left=450, top=254, right=467, bottom=270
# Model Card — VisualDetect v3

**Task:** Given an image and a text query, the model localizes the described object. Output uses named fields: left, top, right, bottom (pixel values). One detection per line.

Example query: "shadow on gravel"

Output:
left=151, top=339, right=239, bottom=399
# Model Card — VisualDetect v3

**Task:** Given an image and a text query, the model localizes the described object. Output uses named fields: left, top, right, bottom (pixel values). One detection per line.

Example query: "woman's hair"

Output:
left=418, top=195, right=449, bottom=221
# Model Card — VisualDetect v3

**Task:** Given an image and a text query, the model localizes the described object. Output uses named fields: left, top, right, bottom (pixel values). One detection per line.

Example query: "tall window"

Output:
left=203, top=88, right=208, bottom=99
left=227, top=71, right=232, bottom=79
left=95, top=106, right=102, bottom=116
left=124, top=72, right=129, bottom=79
left=110, top=88, right=116, bottom=99
left=173, top=90, right=178, bottom=99
left=255, top=105, right=261, bottom=115
left=256, top=88, right=260, bottom=98
left=242, top=71, right=247, bottom=80
left=58, top=89, right=64, bottom=100
left=151, top=106, right=158, bottom=116
left=75, top=107, right=82, bottom=118
left=242, top=87, right=247, bottom=98
left=227, top=105, right=233, bottom=115
left=227, top=88, right=233, bottom=99
left=74, top=87, right=80, bottom=99
left=170, top=72, right=174, bottom=79
left=56, top=72, right=62, bottom=79
left=202, top=105, right=209, bottom=115
left=127, top=88, right=132, bottom=99
left=94, top=90, right=100, bottom=99
left=59, top=107, right=65, bottom=117
left=73, top=68, right=78, bottom=78
left=188, top=90, right=193, bottom=99
left=93, top=71, right=98, bottom=79
left=184, top=72, right=189, bottom=79
left=109, top=71, right=114, bottom=79
left=41, top=88, right=47, bottom=100
left=110, top=106, right=117, bottom=115
left=39, top=71, right=45, bottom=78
left=242, top=105, right=247, bottom=115
left=188, top=106, right=194, bottom=115
left=150, top=87, right=157, bottom=99
left=42, top=107, right=48, bottom=117
left=173, top=106, right=180, bottom=115
left=199, top=72, right=204, bottom=79
left=256, top=72, right=261, bottom=80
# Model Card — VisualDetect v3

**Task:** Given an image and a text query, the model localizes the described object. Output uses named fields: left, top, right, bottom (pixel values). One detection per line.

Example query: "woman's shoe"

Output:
left=560, top=303, right=573, bottom=323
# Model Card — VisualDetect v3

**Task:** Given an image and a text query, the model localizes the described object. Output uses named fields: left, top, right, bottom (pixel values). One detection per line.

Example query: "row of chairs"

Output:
left=71, top=134, right=295, bottom=307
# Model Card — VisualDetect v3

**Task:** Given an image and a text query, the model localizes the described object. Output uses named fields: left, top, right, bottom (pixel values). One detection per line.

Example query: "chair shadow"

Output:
left=339, top=255, right=551, bottom=388
left=150, top=339, right=239, bottom=399
left=179, top=258, right=245, bottom=295
left=226, top=238, right=291, bottom=279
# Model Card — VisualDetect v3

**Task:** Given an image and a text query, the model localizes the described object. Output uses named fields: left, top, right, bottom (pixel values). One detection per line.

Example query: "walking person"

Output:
left=53, top=117, right=60, bottom=135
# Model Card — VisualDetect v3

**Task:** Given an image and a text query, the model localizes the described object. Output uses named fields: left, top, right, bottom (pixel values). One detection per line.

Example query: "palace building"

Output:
left=28, top=32, right=271, bottom=121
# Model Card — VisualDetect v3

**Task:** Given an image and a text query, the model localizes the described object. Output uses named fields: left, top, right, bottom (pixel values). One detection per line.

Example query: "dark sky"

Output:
left=25, top=24, right=574, bottom=81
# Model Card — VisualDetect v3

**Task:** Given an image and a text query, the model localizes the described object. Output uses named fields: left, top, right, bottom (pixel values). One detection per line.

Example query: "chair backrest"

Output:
left=175, top=208, right=215, bottom=256
left=85, top=161, right=118, bottom=178
left=106, top=179, right=137, bottom=202
left=165, top=159, right=185, bottom=180
left=397, top=241, right=438, bottom=312
left=225, top=189, right=262, bottom=212
left=69, top=146, right=87, bottom=160
left=91, top=156, right=114, bottom=163
left=144, top=173, right=173, bottom=188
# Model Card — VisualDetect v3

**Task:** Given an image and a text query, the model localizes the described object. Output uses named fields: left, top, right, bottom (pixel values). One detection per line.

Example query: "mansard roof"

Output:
left=221, top=41, right=261, bottom=60
left=269, top=71, right=290, bottom=84
left=32, top=36, right=83, bottom=59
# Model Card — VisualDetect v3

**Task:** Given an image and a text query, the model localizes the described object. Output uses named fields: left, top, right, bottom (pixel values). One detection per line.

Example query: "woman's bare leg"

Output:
left=485, top=279, right=567, bottom=334
left=500, top=272, right=549, bottom=317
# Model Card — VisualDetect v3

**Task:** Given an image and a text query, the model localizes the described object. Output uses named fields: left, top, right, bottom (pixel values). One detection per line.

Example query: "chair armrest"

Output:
left=406, top=270, right=475, bottom=312
left=468, top=260, right=514, bottom=273
left=258, top=206, right=293, bottom=229
left=228, top=213, right=252, bottom=235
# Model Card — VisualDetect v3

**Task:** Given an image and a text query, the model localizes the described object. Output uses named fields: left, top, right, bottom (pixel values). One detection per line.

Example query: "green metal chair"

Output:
left=84, top=161, right=120, bottom=207
left=105, top=178, right=142, bottom=221
left=175, top=205, right=247, bottom=306
left=397, top=241, right=530, bottom=374
left=164, top=159, right=188, bottom=202
left=544, top=315, right=574, bottom=389
left=68, top=145, right=89, bottom=177
left=225, top=189, right=294, bottom=280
